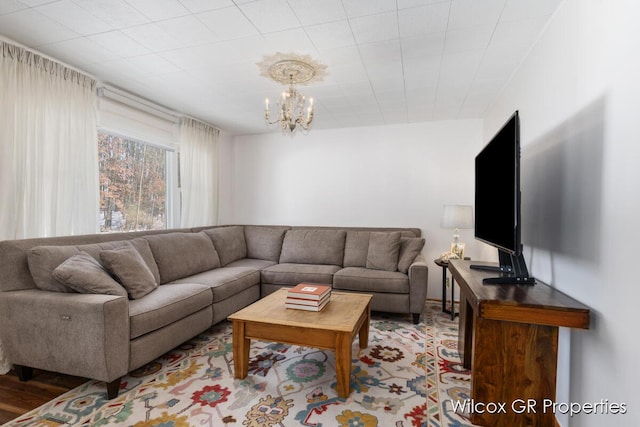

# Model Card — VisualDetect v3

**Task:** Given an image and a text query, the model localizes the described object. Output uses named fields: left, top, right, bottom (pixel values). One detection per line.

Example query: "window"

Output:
left=98, top=131, right=168, bottom=232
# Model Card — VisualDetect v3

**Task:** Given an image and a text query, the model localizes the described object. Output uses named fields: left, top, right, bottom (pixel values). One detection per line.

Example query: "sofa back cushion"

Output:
left=203, top=226, right=247, bottom=266
left=144, top=232, right=220, bottom=283
left=343, top=231, right=371, bottom=267
left=27, top=245, right=82, bottom=292
left=244, top=226, right=289, bottom=262
left=279, top=229, right=346, bottom=266
left=366, top=231, right=401, bottom=272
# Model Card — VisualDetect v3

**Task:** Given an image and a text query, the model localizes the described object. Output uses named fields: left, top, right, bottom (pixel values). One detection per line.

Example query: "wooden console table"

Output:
left=448, top=260, right=590, bottom=427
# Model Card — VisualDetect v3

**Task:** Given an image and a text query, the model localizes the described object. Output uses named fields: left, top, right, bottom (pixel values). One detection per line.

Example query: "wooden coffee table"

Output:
left=227, top=288, right=372, bottom=398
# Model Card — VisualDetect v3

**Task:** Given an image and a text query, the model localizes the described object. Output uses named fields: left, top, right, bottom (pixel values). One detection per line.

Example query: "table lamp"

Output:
left=441, top=204, right=474, bottom=259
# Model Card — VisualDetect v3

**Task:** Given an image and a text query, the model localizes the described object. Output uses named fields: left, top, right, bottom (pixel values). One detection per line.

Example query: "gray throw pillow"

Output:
left=366, top=231, right=401, bottom=272
left=52, top=252, right=128, bottom=297
left=397, top=237, right=426, bottom=273
left=100, top=246, right=157, bottom=299
left=77, top=239, right=161, bottom=286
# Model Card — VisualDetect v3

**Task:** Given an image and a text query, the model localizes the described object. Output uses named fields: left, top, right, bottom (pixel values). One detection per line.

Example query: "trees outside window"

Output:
left=98, top=131, right=167, bottom=232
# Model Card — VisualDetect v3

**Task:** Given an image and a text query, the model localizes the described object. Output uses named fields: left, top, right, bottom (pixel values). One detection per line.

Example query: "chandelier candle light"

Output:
left=264, top=75, right=314, bottom=132
left=259, top=53, right=327, bottom=134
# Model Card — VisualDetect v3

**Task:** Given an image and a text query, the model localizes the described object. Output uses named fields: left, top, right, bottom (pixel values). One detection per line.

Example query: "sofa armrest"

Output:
left=0, top=289, right=129, bottom=382
left=408, top=253, right=429, bottom=314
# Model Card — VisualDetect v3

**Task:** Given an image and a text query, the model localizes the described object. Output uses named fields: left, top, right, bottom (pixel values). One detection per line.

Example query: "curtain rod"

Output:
left=98, top=85, right=220, bottom=132
left=97, top=85, right=179, bottom=124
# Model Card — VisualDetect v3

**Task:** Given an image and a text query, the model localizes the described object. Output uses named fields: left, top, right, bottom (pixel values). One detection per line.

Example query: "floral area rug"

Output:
left=425, top=305, right=475, bottom=427
left=5, top=303, right=476, bottom=427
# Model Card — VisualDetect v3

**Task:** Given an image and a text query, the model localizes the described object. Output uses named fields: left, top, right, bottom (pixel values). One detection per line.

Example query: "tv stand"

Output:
left=470, top=251, right=535, bottom=285
left=448, top=260, right=590, bottom=426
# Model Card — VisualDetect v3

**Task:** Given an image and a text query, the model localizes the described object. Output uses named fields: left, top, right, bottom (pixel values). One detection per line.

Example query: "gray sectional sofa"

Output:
left=0, top=225, right=428, bottom=399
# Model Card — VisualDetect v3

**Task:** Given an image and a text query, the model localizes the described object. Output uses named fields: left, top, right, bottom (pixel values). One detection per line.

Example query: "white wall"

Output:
left=484, top=1, right=640, bottom=425
left=220, top=120, right=485, bottom=299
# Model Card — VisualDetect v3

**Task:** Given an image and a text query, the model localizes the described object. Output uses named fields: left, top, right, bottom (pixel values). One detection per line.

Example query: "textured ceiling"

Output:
left=0, top=0, right=562, bottom=135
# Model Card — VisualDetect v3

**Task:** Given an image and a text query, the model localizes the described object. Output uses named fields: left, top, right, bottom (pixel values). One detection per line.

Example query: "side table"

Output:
left=434, top=259, right=458, bottom=320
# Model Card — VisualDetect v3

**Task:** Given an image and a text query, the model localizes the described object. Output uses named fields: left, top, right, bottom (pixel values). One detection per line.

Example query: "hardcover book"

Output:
left=287, top=283, right=331, bottom=300
left=285, top=298, right=330, bottom=312
left=286, top=292, right=331, bottom=306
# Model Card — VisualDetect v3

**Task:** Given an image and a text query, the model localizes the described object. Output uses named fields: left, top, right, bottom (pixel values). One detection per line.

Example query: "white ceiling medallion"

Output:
left=258, top=53, right=327, bottom=134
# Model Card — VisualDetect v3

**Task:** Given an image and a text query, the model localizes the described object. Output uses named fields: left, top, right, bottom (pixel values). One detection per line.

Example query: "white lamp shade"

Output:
left=441, top=205, right=474, bottom=229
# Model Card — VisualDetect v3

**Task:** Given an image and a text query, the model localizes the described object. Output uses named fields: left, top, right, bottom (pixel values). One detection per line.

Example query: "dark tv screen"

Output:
left=475, top=111, right=520, bottom=255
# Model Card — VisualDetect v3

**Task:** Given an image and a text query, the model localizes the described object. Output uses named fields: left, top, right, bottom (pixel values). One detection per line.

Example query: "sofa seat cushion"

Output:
left=169, top=267, right=260, bottom=303
left=128, top=283, right=212, bottom=339
left=225, top=258, right=277, bottom=270
left=333, top=267, right=409, bottom=294
left=261, top=263, right=340, bottom=286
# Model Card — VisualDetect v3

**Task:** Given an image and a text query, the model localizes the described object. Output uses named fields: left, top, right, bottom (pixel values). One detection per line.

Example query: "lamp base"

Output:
left=450, top=241, right=465, bottom=259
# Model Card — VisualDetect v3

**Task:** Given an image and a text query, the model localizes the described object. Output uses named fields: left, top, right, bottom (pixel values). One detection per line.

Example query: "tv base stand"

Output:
left=471, top=252, right=536, bottom=285
left=449, top=260, right=590, bottom=427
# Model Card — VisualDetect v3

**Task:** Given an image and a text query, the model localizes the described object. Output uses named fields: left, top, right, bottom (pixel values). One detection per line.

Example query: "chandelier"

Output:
left=258, top=53, right=327, bottom=134
left=265, top=68, right=313, bottom=132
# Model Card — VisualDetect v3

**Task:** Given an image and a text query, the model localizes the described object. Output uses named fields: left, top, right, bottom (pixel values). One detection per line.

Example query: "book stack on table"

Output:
left=285, top=283, right=331, bottom=311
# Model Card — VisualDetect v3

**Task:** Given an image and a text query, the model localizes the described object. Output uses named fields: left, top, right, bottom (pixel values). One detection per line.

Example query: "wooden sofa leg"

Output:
left=15, top=365, right=33, bottom=381
left=412, top=313, right=420, bottom=324
left=106, top=378, right=121, bottom=399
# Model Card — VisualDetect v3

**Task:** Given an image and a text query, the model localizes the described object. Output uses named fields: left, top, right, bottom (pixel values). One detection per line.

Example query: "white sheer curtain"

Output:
left=179, top=117, right=219, bottom=227
left=0, top=41, right=99, bottom=240
left=0, top=41, right=98, bottom=374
